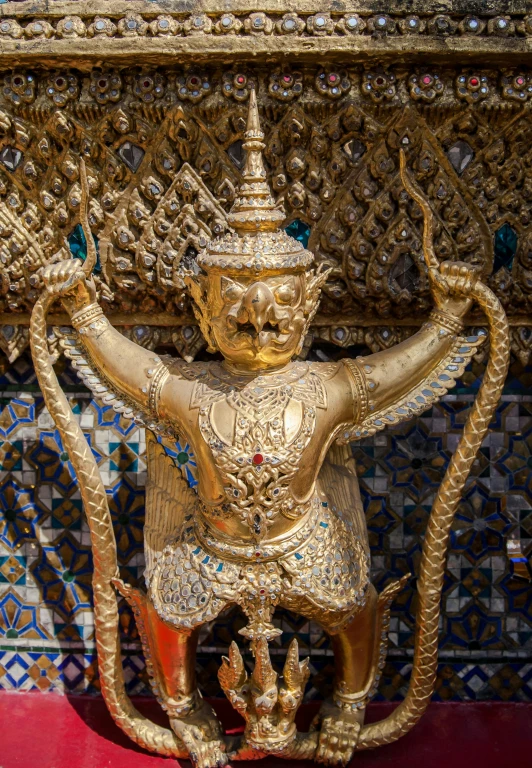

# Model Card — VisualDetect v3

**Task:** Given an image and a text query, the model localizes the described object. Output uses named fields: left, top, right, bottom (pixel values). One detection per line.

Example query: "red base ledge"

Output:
left=0, top=693, right=531, bottom=768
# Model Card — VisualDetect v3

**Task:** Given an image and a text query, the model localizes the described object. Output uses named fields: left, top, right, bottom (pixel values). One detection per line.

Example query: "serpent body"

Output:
left=357, top=278, right=508, bottom=748
left=354, top=153, right=511, bottom=749
left=30, top=292, right=187, bottom=757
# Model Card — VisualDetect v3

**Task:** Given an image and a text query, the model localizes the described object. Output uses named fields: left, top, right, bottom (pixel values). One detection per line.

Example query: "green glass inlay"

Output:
left=494, top=223, right=517, bottom=273
left=285, top=219, right=311, bottom=249
left=62, top=570, right=75, bottom=583
left=67, top=223, right=101, bottom=273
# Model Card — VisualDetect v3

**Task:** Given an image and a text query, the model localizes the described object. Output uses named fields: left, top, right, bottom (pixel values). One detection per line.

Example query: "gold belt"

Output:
left=195, top=496, right=322, bottom=563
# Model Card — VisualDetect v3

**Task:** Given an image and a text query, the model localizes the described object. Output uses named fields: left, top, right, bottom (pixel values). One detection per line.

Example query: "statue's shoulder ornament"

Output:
left=338, top=330, right=486, bottom=444
left=308, top=361, right=342, bottom=381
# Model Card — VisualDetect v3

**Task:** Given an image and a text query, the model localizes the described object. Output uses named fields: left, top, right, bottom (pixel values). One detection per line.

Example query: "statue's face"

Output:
left=206, top=272, right=309, bottom=370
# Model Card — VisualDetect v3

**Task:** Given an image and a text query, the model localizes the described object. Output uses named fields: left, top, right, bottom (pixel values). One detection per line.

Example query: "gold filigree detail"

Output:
left=71, top=302, right=104, bottom=329
left=192, top=361, right=328, bottom=538
left=147, top=359, right=170, bottom=414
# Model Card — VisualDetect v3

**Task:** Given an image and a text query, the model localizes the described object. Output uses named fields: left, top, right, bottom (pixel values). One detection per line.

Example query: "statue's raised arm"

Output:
left=339, top=260, right=484, bottom=444
left=41, top=256, right=173, bottom=425
left=339, top=154, right=485, bottom=446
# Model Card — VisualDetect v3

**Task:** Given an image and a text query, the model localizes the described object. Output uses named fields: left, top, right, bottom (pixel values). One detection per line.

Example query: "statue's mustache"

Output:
left=224, top=311, right=298, bottom=349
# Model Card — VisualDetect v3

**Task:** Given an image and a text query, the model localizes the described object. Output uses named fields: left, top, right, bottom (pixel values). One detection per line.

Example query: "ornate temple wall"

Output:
left=0, top=1, right=531, bottom=702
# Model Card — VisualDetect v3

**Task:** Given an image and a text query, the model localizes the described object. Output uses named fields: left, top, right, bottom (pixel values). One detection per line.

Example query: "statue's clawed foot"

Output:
left=170, top=700, right=228, bottom=768
left=312, top=700, right=362, bottom=766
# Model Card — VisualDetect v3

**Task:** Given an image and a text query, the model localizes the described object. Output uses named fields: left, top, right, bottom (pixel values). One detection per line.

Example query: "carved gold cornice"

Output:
left=2, top=313, right=532, bottom=327
left=0, top=3, right=532, bottom=66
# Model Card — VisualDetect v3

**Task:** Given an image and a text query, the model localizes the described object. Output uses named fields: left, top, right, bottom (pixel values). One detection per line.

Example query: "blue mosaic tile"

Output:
left=0, top=592, right=48, bottom=640
left=0, top=352, right=530, bottom=700
left=158, top=437, right=198, bottom=488
left=107, top=475, right=145, bottom=565
left=0, top=554, right=26, bottom=585
left=31, top=533, right=93, bottom=629
left=0, top=476, right=48, bottom=551
left=91, top=401, right=138, bottom=437
left=0, top=397, right=36, bottom=439
left=26, top=427, right=103, bottom=495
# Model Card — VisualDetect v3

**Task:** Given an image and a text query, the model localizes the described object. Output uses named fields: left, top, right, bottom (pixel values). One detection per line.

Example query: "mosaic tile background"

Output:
left=0, top=350, right=531, bottom=703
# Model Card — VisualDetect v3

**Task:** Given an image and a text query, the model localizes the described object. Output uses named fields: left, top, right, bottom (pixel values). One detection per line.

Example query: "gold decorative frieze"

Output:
left=0, top=62, right=530, bottom=358
left=0, top=2, right=530, bottom=67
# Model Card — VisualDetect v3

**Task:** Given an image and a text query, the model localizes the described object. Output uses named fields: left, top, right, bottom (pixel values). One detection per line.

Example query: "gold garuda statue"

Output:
left=29, top=90, right=509, bottom=765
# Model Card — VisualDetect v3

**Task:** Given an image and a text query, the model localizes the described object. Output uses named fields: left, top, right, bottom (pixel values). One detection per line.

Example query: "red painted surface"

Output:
left=0, top=693, right=531, bottom=768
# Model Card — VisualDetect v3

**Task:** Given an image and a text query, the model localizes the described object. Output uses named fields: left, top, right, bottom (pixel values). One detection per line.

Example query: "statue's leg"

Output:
left=143, top=602, right=227, bottom=768
left=112, top=580, right=226, bottom=768
left=313, top=584, right=379, bottom=766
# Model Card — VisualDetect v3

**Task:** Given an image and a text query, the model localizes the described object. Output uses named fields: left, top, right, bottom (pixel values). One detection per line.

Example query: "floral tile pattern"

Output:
left=0, top=353, right=530, bottom=701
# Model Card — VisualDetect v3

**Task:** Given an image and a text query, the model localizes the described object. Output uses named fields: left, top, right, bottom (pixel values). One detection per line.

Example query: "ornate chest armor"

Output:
left=146, top=360, right=371, bottom=637
left=177, top=360, right=335, bottom=541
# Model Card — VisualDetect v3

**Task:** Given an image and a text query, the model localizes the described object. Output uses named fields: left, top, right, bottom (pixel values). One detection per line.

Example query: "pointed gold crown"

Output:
left=197, top=88, right=313, bottom=275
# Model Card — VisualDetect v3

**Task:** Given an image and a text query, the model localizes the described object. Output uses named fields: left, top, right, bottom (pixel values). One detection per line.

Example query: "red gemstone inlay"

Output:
left=516, top=77, right=525, bottom=86
left=190, top=77, right=199, bottom=85
left=470, top=77, right=479, bottom=86
left=252, top=453, right=264, bottom=465
left=259, top=589, right=266, bottom=594
left=422, top=75, right=432, bottom=85
left=98, top=79, right=107, bottom=88
left=236, top=75, right=245, bottom=84
left=255, top=552, right=261, bottom=557
left=328, top=74, right=339, bottom=84
left=143, top=80, right=151, bottom=88
left=375, top=77, right=385, bottom=86
left=282, top=75, right=292, bottom=83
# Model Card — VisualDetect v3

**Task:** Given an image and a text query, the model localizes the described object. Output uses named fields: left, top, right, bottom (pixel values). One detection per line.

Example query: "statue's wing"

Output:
left=338, top=331, right=486, bottom=444
left=317, top=441, right=369, bottom=550
left=53, top=328, right=196, bottom=584
left=144, top=430, right=196, bottom=585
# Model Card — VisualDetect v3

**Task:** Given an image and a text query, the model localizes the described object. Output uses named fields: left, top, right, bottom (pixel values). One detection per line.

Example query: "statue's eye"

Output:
left=222, top=279, right=244, bottom=302
left=274, top=283, right=295, bottom=305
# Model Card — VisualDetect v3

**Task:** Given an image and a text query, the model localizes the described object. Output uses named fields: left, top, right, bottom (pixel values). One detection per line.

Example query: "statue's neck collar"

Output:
left=220, top=360, right=294, bottom=379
